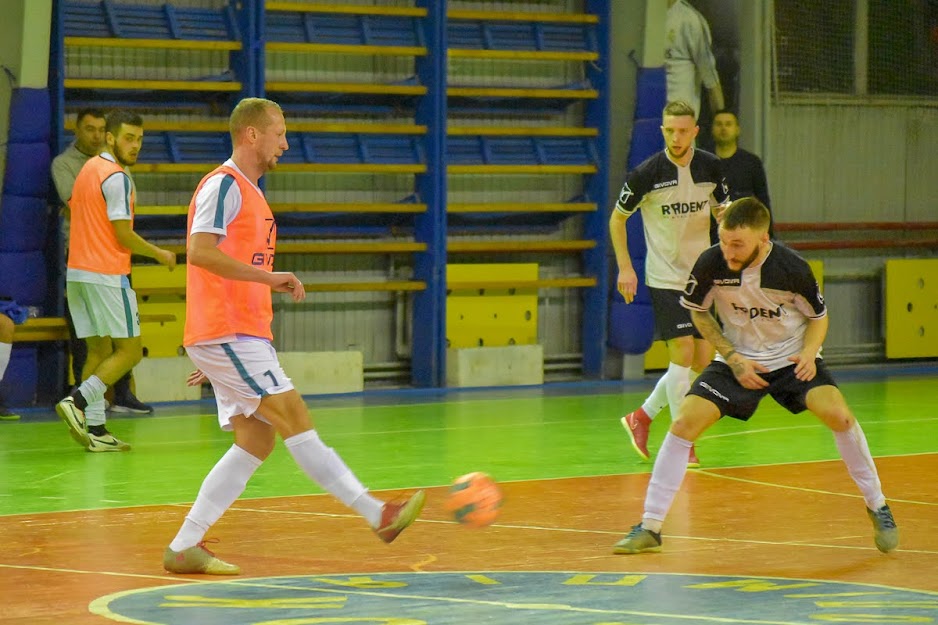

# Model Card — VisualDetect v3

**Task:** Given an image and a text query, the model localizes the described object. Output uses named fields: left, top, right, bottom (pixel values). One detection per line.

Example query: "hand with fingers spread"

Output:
left=726, top=352, right=769, bottom=389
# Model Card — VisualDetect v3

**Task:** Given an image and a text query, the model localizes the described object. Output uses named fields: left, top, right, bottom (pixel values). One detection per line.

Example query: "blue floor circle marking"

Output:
left=92, top=571, right=938, bottom=624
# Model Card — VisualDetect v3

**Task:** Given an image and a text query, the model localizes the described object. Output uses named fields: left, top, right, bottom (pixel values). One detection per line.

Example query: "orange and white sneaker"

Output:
left=164, top=540, right=240, bottom=575
left=687, top=444, right=701, bottom=469
left=374, top=490, right=426, bottom=544
left=620, top=407, right=651, bottom=460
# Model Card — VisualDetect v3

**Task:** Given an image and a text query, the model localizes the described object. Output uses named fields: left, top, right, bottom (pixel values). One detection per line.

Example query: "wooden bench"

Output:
left=12, top=315, right=177, bottom=343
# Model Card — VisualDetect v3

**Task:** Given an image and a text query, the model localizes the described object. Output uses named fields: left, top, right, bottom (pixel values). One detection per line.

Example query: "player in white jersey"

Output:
left=610, top=100, right=729, bottom=468
left=612, top=197, right=898, bottom=555
left=665, top=0, right=724, bottom=122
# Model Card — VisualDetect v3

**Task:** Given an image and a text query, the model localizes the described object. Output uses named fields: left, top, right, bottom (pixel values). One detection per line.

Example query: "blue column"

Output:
left=582, top=0, right=611, bottom=377
left=410, top=0, right=447, bottom=387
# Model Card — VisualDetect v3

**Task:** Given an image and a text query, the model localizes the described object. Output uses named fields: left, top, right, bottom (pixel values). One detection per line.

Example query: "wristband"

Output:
left=724, top=349, right=737, bottom=360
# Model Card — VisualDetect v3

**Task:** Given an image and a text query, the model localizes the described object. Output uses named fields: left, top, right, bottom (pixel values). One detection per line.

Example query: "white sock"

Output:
left=85, top=399, right=106, bottom=427
left=642, top=432, right=693, bottom=532
left=284, top=430, right=384, bottom=528
left=834, top=422, right=886, bottom=511
left=641, top=374, right=669, bottom=420
left=0, top=341, right=10, bottom=382
left=664, top=363, right=692, bottom=418
left=170, top=445, right=262, bottom=552
left=77, top=375, right=107, bottom=405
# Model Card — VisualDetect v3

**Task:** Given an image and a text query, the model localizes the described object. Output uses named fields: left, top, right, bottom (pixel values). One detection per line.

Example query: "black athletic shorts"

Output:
left=649, top=287, right=702, bottom=341
left=687, top=358, right=838, bottom=421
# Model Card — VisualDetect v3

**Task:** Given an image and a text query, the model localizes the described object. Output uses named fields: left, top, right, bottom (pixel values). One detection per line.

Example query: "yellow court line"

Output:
left=696, top=469, right=938, bottom=507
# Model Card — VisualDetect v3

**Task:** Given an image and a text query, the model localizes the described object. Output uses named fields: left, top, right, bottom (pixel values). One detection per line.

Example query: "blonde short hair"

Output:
left=229, top=98, right=283, bottom=142
left=663, top=100, right=697, bottom=121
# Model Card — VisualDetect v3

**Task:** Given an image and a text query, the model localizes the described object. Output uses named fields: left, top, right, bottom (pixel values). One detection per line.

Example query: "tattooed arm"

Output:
left=691, top=310, right=769, bottom=389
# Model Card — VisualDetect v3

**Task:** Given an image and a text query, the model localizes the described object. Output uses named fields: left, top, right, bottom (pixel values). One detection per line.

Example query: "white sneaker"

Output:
left=87, top=430, right=132, bottom=452
left=56, top=397, right=90, bottom=448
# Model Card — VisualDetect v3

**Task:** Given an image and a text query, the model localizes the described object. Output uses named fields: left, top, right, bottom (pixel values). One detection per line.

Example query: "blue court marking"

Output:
left=92, top=571, right=938, bottom=624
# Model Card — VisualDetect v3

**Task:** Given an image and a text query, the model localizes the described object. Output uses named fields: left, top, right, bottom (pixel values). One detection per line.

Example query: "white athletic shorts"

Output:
left=67, top=281, right=140, bottom=339
left=186, top=339, right=294, bottom=431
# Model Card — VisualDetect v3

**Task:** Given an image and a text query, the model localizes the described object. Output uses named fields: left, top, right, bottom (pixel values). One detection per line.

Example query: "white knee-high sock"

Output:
left=170, top=445, right=262, bottom=552
left=284, top=430, right=384, bottom=528
left=642, top=432, right=693, bottom=532
left=641, top=374, right=669, bottom=420
left=664, top=363, right=692, bottom=418
left=0, top=341, right=11, bottom=382
left=834, top=422, right=886, bottom=511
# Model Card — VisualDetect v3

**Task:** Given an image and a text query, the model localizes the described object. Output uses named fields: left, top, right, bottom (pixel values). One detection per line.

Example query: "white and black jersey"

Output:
left=680, top=242, right=826, bottom=371
left=615, top=148, right=728, bottom=290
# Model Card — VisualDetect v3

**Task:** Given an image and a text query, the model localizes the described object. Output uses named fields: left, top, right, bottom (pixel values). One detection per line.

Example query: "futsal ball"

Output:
left=444, top=471, right=503, bottom=528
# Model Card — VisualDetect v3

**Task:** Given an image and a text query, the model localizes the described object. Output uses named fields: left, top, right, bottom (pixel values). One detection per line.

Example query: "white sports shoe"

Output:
left=87, top=430, right=132, bottom=452
left=56, top=397, right=90, bottom=448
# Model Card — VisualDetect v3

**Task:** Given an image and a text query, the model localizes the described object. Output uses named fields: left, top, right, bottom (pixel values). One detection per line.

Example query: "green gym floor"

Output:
left=1, top=366, right=936, bottom=624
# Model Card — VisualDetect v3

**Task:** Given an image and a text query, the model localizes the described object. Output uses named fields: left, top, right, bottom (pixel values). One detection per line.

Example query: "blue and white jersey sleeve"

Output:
left=680, top=246, right=720, bottom=312
left=788, top=259, right=827, bottom=319
left=614, top=159, right=655, bottom=216
left=190, top=173, right=243, bottom=240
left=102, top=171, right=134, bottom=222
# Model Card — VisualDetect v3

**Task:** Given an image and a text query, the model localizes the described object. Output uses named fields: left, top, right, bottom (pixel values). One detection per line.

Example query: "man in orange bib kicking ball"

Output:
left=163, top=98, right=425, bottom=575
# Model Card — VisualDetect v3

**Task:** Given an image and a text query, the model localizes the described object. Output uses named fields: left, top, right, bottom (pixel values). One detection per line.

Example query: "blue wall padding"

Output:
left=0, top=251, right=48, bottom=307
left=0, top=346, right=38, bottom=405
left=0, top=195, right=47, bottom=252
left=7, top=89, right=52, bottom=143
left=627, top=118, right=664, bottom=170
left=3, top=142, right=51, bottom=198
left=607, top=301, right=655, bottom=354
left=625, top=211, right=648, bottom=259
left=634, top=67, right=666, bottom=119
left=610, top=66, right=668, bottom=355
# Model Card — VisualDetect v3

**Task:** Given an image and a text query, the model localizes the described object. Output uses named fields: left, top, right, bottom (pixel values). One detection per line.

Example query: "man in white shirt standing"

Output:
left=665, top=0, right=724, bottom=120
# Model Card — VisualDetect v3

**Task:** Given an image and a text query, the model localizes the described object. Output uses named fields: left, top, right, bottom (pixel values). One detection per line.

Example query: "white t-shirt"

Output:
left=189, top=159, right=265, bottom=240
left=665, top=0, right=720, bottom=117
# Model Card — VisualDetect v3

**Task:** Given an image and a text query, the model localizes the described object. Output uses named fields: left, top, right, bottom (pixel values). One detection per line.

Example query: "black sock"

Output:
left=70, top=389, right=89, bottom=411
left=88, top=424, right=107, bottom=436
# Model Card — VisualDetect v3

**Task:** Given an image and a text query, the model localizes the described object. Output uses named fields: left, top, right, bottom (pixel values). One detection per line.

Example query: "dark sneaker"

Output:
left=374, top=490, right=426, bottom=544
left=687, top=444, right=701, bottom=469
left=0, top=404, right=20, bottom=421
left=620, top=407, right=651, bottom=460
left=109, top=392, right=154, bottom=414
left=613, top=523, right=663, bottom=554
left=87, top=430, right=131, bottom=452
left=56, top=397, right=90, bottom=447
left=867, top=504, right=899, bottom=553
left=164, top=540, right=241, bottom=575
